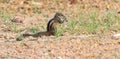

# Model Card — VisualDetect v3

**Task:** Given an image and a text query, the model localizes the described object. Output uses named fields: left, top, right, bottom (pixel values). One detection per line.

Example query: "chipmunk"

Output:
left=23, top=13, right=67, bottom=37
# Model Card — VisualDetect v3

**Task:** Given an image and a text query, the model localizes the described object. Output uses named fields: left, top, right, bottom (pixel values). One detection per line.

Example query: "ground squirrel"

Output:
left=23, top=13, right=67, bottom=37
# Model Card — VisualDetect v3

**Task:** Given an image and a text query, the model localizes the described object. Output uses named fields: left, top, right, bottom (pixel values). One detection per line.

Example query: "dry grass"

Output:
left=0, top=0, right=120, bottom=59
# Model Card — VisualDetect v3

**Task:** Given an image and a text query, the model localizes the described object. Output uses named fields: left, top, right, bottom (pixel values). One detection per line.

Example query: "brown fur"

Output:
left=23, top=13, right=67, bottom=37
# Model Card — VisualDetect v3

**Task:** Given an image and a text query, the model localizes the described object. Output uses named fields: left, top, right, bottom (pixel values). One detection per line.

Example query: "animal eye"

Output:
left=58, top=16, right=61, bottom=19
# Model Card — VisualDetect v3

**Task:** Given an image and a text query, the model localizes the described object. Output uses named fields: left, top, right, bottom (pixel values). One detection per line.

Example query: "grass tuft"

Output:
left=32, top=7, right=42, bottom=14
left=30, top=26, right=39, bottom=33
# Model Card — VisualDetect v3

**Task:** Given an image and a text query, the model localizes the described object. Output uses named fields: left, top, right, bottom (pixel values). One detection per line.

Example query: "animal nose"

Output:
left=65, top=19, right=68, bottom=22
left=66, top=20, right=68, bottom=22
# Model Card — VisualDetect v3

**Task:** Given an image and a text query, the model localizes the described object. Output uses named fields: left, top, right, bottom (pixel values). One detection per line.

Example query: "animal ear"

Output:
left=55, top=13, right=59, bottom=16
left=54, top=12, right=59, bottom=18
left=55, top=12, right=59, bottom=15
left=55, top=12, right=62, bottom=16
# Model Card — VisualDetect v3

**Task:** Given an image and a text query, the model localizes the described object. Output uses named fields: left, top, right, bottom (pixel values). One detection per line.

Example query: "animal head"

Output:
left=54, top=13, right=67, bottom=23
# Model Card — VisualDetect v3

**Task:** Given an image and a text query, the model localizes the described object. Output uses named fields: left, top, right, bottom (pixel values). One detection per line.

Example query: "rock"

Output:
left=11, top=17, right=23, bottom=23
left=111, top=33, right=120, bottom=40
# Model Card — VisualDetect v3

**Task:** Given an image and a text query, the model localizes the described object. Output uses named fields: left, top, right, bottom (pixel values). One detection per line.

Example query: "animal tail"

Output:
left=23, top=33, right=33, bottom=37
left=23, top=31, right=50, bottom=37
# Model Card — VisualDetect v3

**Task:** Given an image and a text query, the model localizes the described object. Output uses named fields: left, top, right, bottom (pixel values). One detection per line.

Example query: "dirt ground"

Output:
left=0, top=0, right=120, bottom=59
